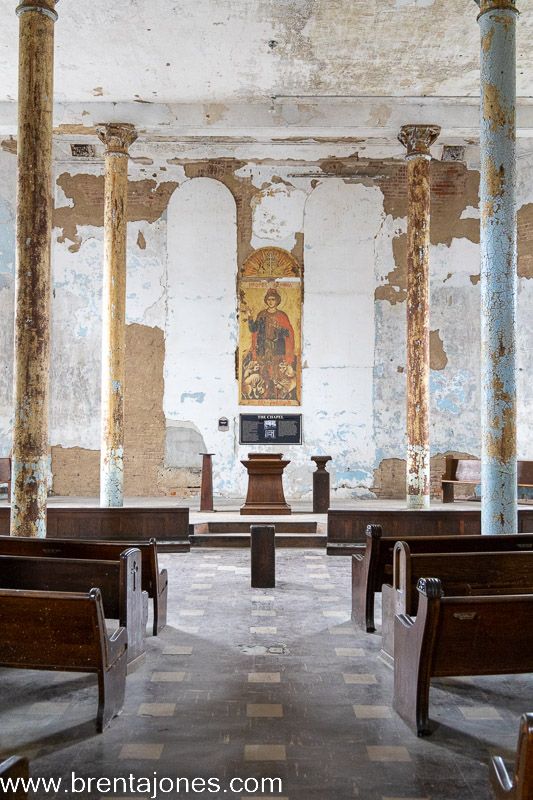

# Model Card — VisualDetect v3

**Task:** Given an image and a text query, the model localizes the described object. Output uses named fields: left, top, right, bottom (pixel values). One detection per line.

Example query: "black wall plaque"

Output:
left=239, top=414, right=302, bottom=445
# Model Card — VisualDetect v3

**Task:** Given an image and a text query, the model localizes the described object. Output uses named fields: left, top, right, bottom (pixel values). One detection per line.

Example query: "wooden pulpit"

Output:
left=240, top=453, right=291, bottom=515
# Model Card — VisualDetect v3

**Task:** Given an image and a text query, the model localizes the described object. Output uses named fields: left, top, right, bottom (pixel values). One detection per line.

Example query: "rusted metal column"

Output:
left=477, top=0, right=518, bottom=534
left=96, top=124, right=137, bottom=507
left=398, top=125, right=440, bottom=510
left=11, top=0, right=58, bottom=538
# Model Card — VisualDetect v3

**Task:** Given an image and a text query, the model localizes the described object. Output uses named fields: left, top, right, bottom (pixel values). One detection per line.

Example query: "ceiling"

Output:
left=0, top=0, right=531, bottom=144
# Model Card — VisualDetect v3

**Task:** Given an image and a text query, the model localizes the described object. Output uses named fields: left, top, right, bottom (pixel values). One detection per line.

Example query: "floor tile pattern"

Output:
left=0, top=547, right=529, bottom=799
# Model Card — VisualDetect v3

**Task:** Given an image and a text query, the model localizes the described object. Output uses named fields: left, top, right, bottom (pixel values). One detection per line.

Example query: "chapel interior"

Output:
left=0, top=0, right=532, bottom=798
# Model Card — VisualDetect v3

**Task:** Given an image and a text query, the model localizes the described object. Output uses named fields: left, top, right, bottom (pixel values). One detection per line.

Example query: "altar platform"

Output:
left=2, top=494, right=532, bottom=550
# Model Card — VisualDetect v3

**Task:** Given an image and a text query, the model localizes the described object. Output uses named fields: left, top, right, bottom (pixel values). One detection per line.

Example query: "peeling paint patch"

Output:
left=1, top=138, right=16, bottom=155
left=430, top=329, right=448, bottom=370
left=180, top=392, right=206, bottom=403
left=518, top=203, right=533, bottom=278
left=53, top=173, right=178, bottom=249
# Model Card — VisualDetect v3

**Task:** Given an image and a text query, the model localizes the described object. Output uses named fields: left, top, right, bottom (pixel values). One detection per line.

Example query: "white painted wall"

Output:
left=2, top=146, right=533, bottom=498
left=165, top=178, right=238, bottom=493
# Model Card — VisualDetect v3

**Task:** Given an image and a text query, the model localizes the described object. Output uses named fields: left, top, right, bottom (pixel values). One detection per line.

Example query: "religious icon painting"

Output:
left=238, top=248, right=302, bottom=406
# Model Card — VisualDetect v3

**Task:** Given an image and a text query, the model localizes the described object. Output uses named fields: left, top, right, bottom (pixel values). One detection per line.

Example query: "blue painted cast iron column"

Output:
left=477, top=0, right=518, bottom=534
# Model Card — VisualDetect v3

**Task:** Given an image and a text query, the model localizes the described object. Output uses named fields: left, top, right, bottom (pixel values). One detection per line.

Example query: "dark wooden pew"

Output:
left=0, top=506, right=190, bottom=550
left=328, top=508, right=533, bottom=555
left=491, top=713, right=533, bottom=800
left=0, top=536, right=167, bottom=636
left=0, top=756, right=29, bottom=799
left=393, top=578, right=533, bottom=736
left=352, top=524, right=533, bottom=632
left=442, top=457, right=533, bottom=503
left=381, top=544, right=533, bottom=662
left=0, top=588, right=126, bottom=732
left=0, top=550, right=145, bottom=667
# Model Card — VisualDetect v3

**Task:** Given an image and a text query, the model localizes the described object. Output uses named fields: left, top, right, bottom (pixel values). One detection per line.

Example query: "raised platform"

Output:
left=1, top=497, right=532, bottom=553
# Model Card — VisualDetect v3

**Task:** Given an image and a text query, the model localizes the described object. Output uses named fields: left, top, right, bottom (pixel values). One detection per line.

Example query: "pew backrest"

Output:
left=0, top=548, right=145, bottom=664
left=0, top=587, right=113, bottom=671
left=0, top=536, right=166, bottom=636
left=0, top=587, right=127, bottom=731
left=394, top=543, right=533, bottom=616
left=351, top=523, right=533, bottom=631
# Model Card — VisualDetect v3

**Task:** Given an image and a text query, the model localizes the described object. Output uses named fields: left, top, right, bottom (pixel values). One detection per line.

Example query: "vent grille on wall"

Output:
left=70, top=143, right=96, bottom=158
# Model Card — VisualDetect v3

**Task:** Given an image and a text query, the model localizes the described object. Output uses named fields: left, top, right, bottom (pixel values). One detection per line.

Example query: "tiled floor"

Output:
left=0, top=548, right=529, bottom=799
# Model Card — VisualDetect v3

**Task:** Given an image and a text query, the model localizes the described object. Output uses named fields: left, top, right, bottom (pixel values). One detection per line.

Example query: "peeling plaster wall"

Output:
left=0, top=149, right=15, bottom=457
left=2, top=142, right=533, bottom=499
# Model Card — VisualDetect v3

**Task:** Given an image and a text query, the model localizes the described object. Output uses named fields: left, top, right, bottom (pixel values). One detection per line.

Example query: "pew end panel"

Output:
left=351, top=524, right=384, bottom=632
left=118, top=547, right=145, bottom=670
left=393, top=577, right=442, bottom=737
left=490, top=713, right=533, bottom=800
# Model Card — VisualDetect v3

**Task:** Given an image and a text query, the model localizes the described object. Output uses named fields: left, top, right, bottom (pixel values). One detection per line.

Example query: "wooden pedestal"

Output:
left=240, top=453, right=291, bottom=515
left=200, top=453, right=214, bottom=512
left=311, top=455, right=332, bottom=513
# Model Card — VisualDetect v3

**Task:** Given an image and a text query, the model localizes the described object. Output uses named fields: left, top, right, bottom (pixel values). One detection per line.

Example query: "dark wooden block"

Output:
left=251, top=525, right=275, bottom=588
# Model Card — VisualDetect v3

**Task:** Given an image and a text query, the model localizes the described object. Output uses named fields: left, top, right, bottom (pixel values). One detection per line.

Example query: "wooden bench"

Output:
left=0, top=549, right=145, bottom=667
left=0, top=506, right=190, bottom=549
left=442, top=457, right=533, bottom=502
left=352, top=524, right=533, bottom=632
left=394, top=578, right=533, bottom=736
left=0, top=756, right=29, bottom=799
left=0, top=536, right=167, bottom=636
left=491, top=713, right=533, bottom=799
left=382, top=544, right=533, bottom=662
left=327, top=509, right=533, bottom=555
left=0, top=587, right=126, bottom=732
left=0, top=457, right=11, bottom=501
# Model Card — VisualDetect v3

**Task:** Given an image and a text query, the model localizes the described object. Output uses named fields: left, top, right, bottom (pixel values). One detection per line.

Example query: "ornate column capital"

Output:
left=476, top=0, right=518, bottom=18
left=16, top=0, right=58, bottom=21
left=96, top=123, right=138, bottom=157
left=398, top=125, right=441, bottom=161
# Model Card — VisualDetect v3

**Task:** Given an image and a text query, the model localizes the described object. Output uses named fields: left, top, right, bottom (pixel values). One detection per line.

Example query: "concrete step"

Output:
left=193, top=521, right=320, bottom=534
left=190, top=532, right=326, bottom=549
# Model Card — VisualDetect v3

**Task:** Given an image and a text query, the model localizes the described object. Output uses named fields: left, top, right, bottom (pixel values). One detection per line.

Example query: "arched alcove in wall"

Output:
left=303, top=179, right=382, bottom=490
left=164, top=178, right=237, bottom=485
